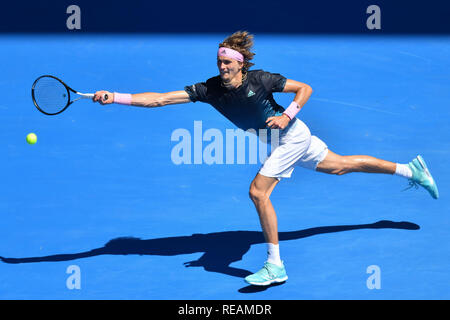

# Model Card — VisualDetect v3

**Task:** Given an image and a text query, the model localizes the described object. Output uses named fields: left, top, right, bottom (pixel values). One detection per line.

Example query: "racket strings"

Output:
left=33, top=77, right=70, bottom=114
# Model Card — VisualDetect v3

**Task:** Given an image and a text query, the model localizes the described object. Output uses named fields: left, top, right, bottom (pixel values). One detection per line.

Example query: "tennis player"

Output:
left=93, top=31, right=439, bottom=286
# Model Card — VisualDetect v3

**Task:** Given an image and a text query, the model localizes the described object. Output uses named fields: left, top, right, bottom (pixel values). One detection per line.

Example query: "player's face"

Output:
left=217, top=57, right=243, bottom=82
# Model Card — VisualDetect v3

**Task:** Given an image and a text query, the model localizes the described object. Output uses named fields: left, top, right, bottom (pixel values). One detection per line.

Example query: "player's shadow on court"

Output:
left=0, top=220, right=419, bottom=293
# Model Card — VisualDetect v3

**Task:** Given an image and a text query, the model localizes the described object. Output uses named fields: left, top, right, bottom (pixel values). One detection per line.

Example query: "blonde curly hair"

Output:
left=219, top=31, right=255, bottom=74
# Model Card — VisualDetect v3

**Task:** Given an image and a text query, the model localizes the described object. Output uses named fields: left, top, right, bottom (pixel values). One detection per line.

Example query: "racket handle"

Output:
left=78, top=93, right=108, bottom=101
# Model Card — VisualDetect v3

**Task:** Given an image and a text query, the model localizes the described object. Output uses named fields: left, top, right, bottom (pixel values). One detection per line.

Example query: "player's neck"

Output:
left=222, top=72, right=244, bottom=89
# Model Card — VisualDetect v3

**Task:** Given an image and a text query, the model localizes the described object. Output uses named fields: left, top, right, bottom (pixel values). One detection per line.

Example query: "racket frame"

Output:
left=31, top=75, right=96, bottom=116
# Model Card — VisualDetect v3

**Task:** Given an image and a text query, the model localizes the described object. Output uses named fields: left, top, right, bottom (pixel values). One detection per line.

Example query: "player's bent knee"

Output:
left=249, top=186, right=268, bottom=203
left=330, top=168, right=348, bottom=175
left=335, top=158, right=353, bottom=175
left=316, top=152, right=353, bottom=175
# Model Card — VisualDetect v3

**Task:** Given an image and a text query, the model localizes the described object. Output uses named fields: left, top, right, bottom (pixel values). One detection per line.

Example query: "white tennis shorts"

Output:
left=259, top=118, right=328, bottom=179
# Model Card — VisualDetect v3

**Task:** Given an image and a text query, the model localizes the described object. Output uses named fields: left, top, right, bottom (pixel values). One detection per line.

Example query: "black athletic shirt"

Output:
left=184, top=69, right=287, bottom=131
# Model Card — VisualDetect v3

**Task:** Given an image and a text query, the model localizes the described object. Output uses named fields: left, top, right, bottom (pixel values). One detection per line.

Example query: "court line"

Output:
left=311, top=97, right=402, bottom=116
left=397, top=51, right=432, bottom=64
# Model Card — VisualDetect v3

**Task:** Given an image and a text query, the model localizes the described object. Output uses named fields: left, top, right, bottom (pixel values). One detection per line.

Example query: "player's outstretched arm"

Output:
left=93, top=90, right=191, bottom=107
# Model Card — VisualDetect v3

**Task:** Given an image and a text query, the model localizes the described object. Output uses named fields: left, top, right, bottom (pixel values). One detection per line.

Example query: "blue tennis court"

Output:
left=0, top=34, right=449, bottom=299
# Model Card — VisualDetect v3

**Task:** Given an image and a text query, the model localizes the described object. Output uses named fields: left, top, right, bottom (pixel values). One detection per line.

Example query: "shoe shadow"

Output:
left=0, top=220, right=419, bottom=292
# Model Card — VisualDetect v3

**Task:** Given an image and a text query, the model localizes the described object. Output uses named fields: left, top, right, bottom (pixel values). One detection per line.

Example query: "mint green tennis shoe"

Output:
left=407, top=155, right=439, bottom=199
left=244, top=262, right=288, bottom=286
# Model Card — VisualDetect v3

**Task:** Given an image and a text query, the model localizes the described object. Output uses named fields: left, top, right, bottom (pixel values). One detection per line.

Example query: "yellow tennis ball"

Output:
left=26, top=133, right=37, bottom=145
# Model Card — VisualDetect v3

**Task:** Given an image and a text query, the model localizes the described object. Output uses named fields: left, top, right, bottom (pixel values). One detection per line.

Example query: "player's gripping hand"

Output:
left=266, top=114, right=291, bottom=129
left=93, top=91, right=114, bottom=105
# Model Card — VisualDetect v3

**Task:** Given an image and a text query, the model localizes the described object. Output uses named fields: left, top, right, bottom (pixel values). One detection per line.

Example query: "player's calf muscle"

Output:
left=317, top=155, right=395, bottom=175
left=343, top=155, right=395, bottom=174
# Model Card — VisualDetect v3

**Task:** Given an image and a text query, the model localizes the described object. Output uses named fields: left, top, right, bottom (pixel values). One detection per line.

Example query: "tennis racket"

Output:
left=31, top=75, right=107, bottom=115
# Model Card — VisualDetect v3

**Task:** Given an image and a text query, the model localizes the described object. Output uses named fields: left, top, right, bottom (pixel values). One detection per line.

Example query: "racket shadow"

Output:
left=0, top=220, right=419, bottom=288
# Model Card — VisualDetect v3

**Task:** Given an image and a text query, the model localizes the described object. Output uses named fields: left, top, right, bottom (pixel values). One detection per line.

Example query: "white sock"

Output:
left=395, top=163, right=413, bottom=179
left=266, top=243, right=282, bottom=267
